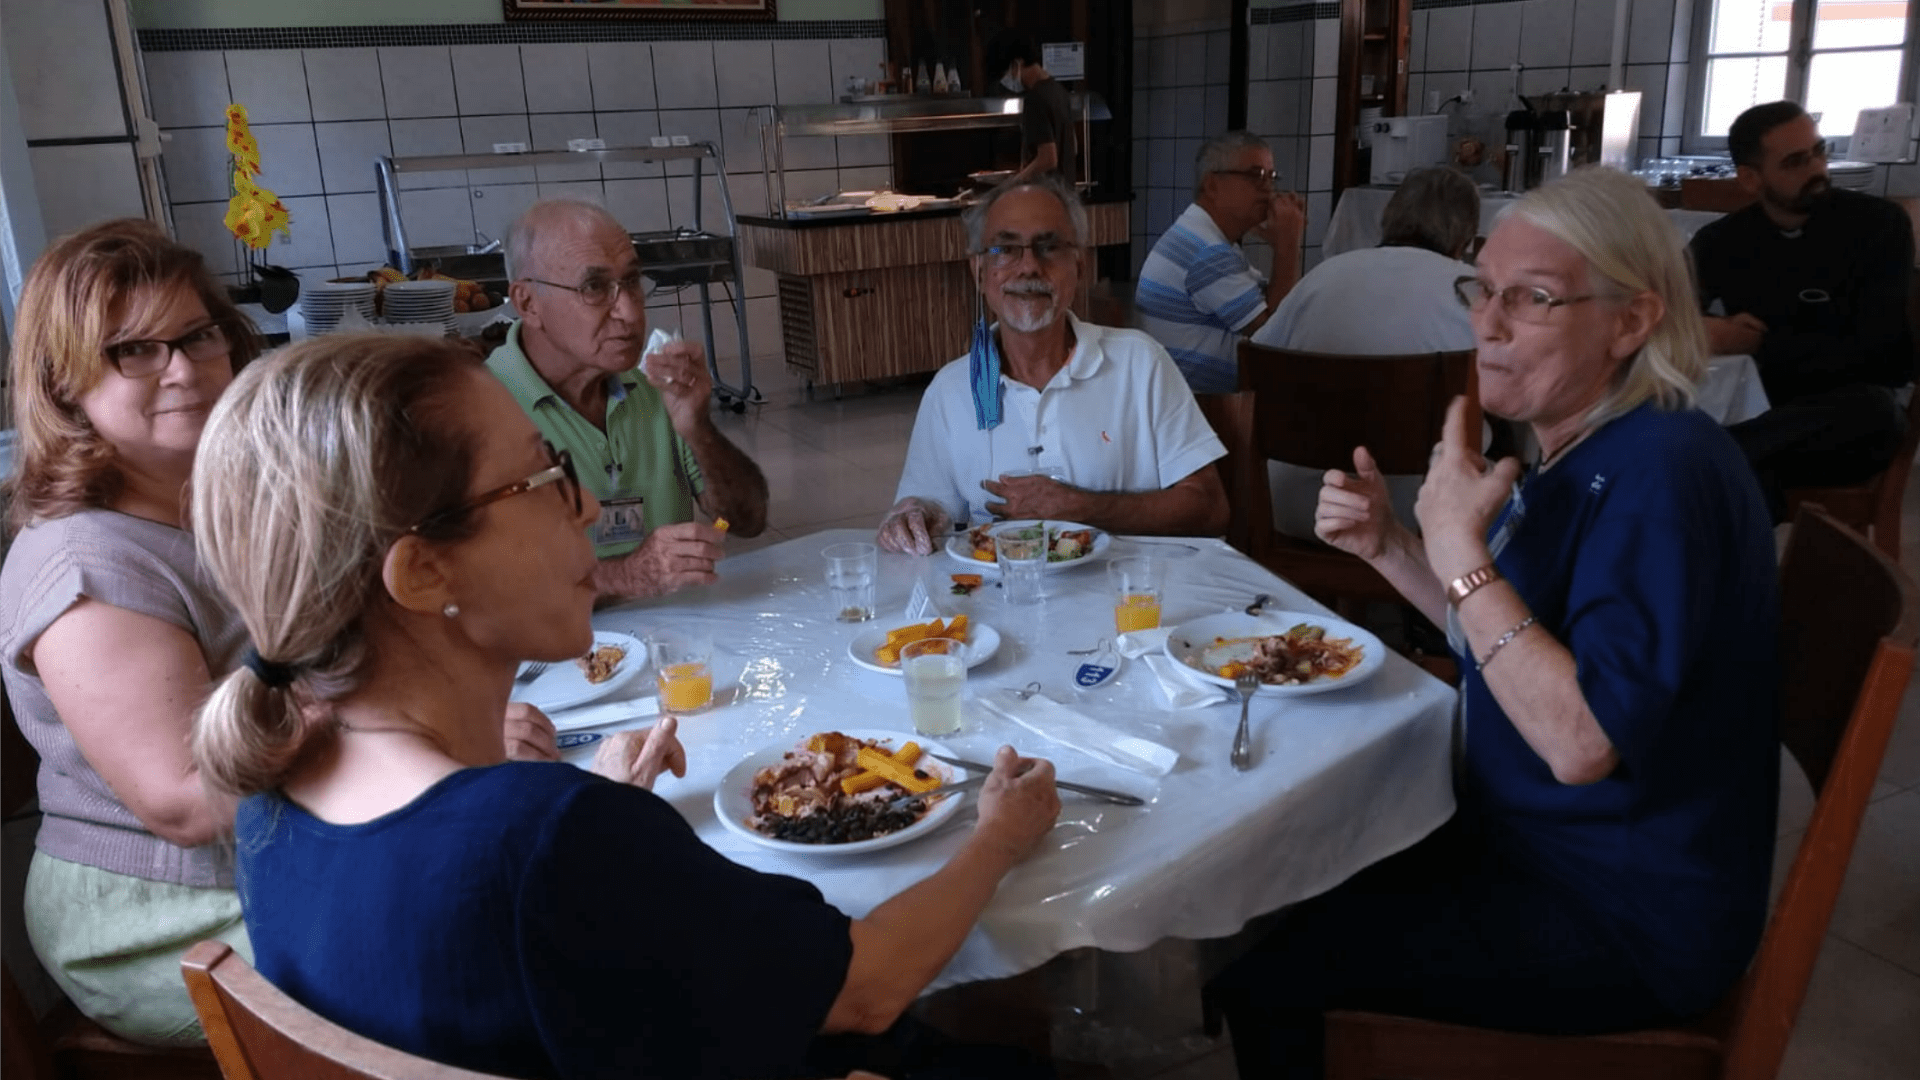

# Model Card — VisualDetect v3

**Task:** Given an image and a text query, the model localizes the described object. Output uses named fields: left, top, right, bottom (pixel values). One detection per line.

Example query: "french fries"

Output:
left=874, top=615, right=970, bottom=666
left=840, top=741, right=923, bottom=794
left=853, top=746, right=941, bottom=794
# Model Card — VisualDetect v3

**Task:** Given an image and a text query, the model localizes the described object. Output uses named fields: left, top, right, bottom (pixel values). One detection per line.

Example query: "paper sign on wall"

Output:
left=1043, top=42, right=1085, bottom=82
left=1849, top=104, right=1917, bottom=164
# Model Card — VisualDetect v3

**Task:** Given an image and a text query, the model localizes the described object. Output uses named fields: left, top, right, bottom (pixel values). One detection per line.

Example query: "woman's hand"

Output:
left=971, top=745, right=1061, bottom=864
left=1315, top=446, right=1402, bottom=562
left=589, top=716, right=687, bottom=790
left=503, top=703, right=559, bottom=762
left=1415, top=396, right=1523, bottom=582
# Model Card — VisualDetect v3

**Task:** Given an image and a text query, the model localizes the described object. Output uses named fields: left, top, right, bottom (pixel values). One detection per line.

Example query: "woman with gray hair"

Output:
left=1209, top=167, right=1780, bottom=1078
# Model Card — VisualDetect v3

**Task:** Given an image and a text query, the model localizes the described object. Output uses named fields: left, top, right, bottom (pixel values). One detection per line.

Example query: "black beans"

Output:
left=757, top=799, right=928, bottom=844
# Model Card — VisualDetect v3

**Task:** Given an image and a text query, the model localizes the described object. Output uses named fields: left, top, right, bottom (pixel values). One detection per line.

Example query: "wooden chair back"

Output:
left=180, top=941, right=512, bottom=1080
left=1235, top=342, right=1479, bottom=475
left=1194, top=391, right=1273, bottom=560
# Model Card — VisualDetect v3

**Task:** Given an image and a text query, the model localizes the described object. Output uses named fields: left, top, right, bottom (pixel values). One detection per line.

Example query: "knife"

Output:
left=925, top=753, right=1146, bottom=806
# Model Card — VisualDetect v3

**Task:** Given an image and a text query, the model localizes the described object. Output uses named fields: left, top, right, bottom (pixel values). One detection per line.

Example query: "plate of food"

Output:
left=715, top=729, right=968, bottom=855
left=847, top=616, right=1002, bottom=676
left=1163, top=612, right=1386, bottom=697
left=509, top=632, right=648, bottom=714
left=945, top=520, right=1110, bottom=573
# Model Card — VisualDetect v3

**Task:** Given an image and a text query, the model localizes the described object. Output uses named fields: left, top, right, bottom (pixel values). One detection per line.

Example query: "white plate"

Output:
left=1162, top=611, right=1387, bottom=697
left=846, top=622, right=1002, bottom=676
left=944, top=520, right=1111, bottom=573
left=714, top=729, right=966, bottom=856
left=509, top=632, right=649, bottom=713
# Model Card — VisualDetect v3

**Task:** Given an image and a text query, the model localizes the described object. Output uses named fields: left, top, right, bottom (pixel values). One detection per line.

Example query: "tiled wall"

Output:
left=1244, top=2, right=1340, bottom=275
left=1129, top=4, right=1233, bottom=281
left=141, top=34, right=889, bottom=366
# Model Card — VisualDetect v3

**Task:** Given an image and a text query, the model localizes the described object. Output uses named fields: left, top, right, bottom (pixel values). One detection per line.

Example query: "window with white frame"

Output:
left=1690, top=0, right=1916, bottom=147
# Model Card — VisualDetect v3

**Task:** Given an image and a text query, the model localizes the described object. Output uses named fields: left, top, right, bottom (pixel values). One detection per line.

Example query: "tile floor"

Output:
left=708, top=368, right=1920, bottom=1079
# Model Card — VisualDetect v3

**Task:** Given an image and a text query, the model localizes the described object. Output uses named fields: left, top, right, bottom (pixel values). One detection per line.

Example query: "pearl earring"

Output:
left=443, top=603, right=460, bottom=618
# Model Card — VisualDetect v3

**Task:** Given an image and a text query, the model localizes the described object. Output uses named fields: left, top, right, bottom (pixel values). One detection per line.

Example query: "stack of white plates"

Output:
left=298, top=281, right=377, bottom=335
left=381, top=280, right=457, bottom=337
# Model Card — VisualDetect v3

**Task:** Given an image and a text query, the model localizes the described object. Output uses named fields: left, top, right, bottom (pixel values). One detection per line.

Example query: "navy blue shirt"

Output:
left=1459, top=404, right=1779, bottom=1015
left=236, top=763, right=853, bottom=1080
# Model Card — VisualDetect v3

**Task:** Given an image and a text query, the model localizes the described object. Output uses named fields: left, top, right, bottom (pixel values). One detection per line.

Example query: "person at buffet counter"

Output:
left=988, top=29, right=1076, bottom=187
left=190, top=334, right=1063, bottom=1080
left=1135, top=130, right=1308, bottom=393
left=878, top=174, right=1230, bottom=554
left=1691, top=101, right=1915, bottom=522
left=486, top=199, right=769, bottom=601
left=1208, top=168, right=1780, bottom=1079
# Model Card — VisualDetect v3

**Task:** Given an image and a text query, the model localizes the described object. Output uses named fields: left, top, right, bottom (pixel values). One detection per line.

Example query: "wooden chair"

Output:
left=1323, top=505, right=1920, bottom=1080
left=1233, top=340, right=1478, bottom=609
left=1193, top=390, right=1273, bottom=560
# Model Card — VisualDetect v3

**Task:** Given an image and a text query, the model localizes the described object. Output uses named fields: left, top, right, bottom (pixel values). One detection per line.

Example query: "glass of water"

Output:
left=995, top=526, right=1047, bottom=605
left=902, top=637, right=966, bottom=736
left=822, top=542, right=878, bottom=622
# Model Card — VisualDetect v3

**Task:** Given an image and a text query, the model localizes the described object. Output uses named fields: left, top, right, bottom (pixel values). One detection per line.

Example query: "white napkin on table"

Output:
left=1117, top=628, right=1237, bottom=710
left=977, top=687, right=1180, bottom=776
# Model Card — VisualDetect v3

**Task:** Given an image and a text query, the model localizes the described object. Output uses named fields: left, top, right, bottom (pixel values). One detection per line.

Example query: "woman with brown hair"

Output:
left=0, top=218, right=262, bottom=1043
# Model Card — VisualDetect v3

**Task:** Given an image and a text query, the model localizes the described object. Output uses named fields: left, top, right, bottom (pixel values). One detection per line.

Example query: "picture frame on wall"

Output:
left=503, top=0, right=777, bottom=21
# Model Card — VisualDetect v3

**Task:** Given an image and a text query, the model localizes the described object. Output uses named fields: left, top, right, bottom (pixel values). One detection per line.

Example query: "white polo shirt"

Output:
left=895, top=314, right=1228, bottom=526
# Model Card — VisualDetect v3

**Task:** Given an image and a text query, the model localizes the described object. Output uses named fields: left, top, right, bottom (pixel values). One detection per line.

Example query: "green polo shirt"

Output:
left=486, top=321, right=702, bottom=558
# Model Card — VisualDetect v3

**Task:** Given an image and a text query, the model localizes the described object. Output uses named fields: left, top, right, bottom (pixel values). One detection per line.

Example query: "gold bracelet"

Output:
left=1476, top=615, right=1537, bottom=672
left=1445, top=563, right=1502, bottom=607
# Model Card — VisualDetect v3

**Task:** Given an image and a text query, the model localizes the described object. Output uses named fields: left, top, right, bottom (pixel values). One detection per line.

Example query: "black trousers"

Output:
left=1203, top=819, right=1683, bottom=1080
left=1727, top=382, right=1907, bottom=523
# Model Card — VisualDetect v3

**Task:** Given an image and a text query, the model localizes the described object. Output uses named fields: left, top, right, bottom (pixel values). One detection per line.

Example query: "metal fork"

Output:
left=515, top=661, right=550, bottom=684
left=1231, top=671, right=1260, bottom=771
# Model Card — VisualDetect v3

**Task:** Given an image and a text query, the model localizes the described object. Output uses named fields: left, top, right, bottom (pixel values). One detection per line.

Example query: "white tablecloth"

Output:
left=1323, top=186, right=1726, bottom=260
left=567, top=530, right=1456, bottom=992
left=1698, top=354, right=1770, bottom=425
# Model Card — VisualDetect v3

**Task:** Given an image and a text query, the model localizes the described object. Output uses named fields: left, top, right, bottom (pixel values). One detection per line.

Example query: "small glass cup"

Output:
left=1108, top=556, right=1165, bottom=634
left=995, top=526, right=1047, bottom=606
left=902, top=637, right=966, bottom=736
left=647, top=630, right=714, bottom=714
left=822, top=542, right=878, bottom=622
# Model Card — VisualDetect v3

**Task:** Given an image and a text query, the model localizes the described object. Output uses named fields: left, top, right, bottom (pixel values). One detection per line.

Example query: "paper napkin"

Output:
left=978, top=688, right=1180, bottom=776
left=1117, top=628, right=1236, bottom=709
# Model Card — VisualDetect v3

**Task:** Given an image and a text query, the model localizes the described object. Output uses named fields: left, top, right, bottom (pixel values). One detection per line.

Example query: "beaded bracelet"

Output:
left=1476, top=615, right=1537, bottom=672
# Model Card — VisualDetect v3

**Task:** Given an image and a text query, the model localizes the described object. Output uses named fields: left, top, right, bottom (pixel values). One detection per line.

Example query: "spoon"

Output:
left=1231, top=671, right=1260, bottom=771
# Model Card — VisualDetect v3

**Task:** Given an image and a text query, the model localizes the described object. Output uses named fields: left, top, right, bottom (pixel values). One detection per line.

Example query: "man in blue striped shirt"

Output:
left=1136, top=131, right=1306, bottom=393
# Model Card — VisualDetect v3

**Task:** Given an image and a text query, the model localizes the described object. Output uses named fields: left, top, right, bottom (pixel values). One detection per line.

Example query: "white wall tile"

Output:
left=655, top=109, right=725, bottom=174
left=460, top=115, right=535, bottom=183
left=1206, top=30, right=1230, bottom=84
left=665, top=172, right=730, bottom=230
left=741, top=263, right=777, bottom=300
left=1313, top=19, right=1340, bottom=77
left=143, top=51, right=230, bottom=129
left=1409, top=11, right=1429, bottom=72
left=829, top=38, right=886, bottom=94
left=773, top=41, right=834, bottom=105
left=1149, top=86, right=1177, bottom=138
left=389, top=117, right=466, bottom=189
left=313, top=120, right=390, bottom=194
left=1148, top=187, right=1176, bottom=235
left=1627, top=0, right=1675, bottom=66
left=1310, top=76, right=1337, bottom=136
left=1176, top=87, right=1206, bottom=133
left=1409, top=73, right=1428, bottom=114
left=718, top=107, right=765, bottom=175
left=653, top=42, right=718, bottom=110
left=588, top=43, right=656, bottom=111
left=1205, top=84, right=1228, bottom=133
left=451, top=45, right=525, bottom=115
left=1149, top=37, right=1178, bottom=89
left=1279, top=23, right=1311, bottom=79
left=781, top=169, right=838, bottom=203
left=160, top=126, right=232, bottom=202
left=1425, top=8, right=1473, bottom=72
left=1519, top=67, right=1571, bottom=100
left=1132, top=89, right=1152, bottom=139
left=1471, top=70, right=1515, bottom=112
left=1150, top=138, right=1177, bottom=188
left=778, top=133, right=837, bottom=172
left=325, top=192, right=386, bottom=265
left=1274, top=79, right=1304, bottom=138
left=1571, top=0, right=1619, bottom=68
left=262, top=195, right=333, bottom=268
left=223, top=50, right=309, bottom=123
left=1622, top=64, right=1667, bottom=141
left=1518, top=0, right=1575, bottom=71
left=1567, top=65, right=1611, bottom=92
left=725, top=171, right=770, bottom=221
left=303, top=49, right=385, bottom=122
left=1249, top=27, right=1270, bottom=81
left=1246, top=81, right=1278, bottom=138
left=714, top=41, right=777, bottom=108
left=838, top=165, right=890, bottom=191
left=529, top=112, right=600, bottom=182
left=1470, top=5, right=1523, bottom=72
left=1304, top=190, right=1333, bottom=248
left=596, top=111, right=664, bottom=177
left=1173, top=136, right=1201, bottom=193
left=10, top=0, right=123, bottom=139
left=1663, top=62, right=1690, bottom=140
left=398, top=187, right=476, bottom=249
left=171, top=201, right=241, bottom=276
left=1271, top=136, right=1299, bottom=188
left=522, top=44, right=594, bottom=114
left=379, top=47, right=456, bottom=119
left=253, top=123, right=323, bottom=197
left=1308, top=133, right=1334, bottom=191
left=1175, top=33, right=1208, bottom=87
left=837, top=134, right=890, bottom=169
left=604, top=177, right=674, bottom=233
left=28, top=144, right=145, bottom=239
left=535, top=180, right=605, bottom=205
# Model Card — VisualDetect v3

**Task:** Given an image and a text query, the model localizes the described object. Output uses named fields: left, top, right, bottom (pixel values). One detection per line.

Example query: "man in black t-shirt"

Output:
left=1690, top=100, right=1914, bottom=520
left=989, top=30, right=1077, bottom=186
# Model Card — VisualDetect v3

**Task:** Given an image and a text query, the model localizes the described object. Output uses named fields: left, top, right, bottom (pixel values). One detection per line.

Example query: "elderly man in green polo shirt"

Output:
left=487, top=200, right=768, bottom=600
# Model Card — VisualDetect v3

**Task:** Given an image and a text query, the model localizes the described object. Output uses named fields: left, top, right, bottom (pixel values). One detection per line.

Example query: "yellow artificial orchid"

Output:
left=223, top=102, right=289, bottom=250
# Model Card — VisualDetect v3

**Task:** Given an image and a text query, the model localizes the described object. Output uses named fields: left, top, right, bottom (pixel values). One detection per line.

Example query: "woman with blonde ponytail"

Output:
left=191, top=333, right=1062, bottom=1080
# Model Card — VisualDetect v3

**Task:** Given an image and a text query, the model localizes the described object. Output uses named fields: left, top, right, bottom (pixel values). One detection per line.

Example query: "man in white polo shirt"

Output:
left=877, top=175, right=1229, bottom=554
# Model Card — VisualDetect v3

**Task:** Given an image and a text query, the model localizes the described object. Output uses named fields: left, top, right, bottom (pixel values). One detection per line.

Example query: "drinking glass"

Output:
left=902, top=637, right=966, bottom=736
left=1108, top=556, right=1165, bottom=633
left=822, top=542, right=878, bottom=622
left=995, top=527, right=1047, bottom=606
left=647, top=630, right=714, bottom=713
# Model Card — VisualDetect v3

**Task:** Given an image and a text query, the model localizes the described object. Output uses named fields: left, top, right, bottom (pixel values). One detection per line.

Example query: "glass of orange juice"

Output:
left=1108, top=556, right=1165, bottom=634
left=646, top=630, right=714, bottom=713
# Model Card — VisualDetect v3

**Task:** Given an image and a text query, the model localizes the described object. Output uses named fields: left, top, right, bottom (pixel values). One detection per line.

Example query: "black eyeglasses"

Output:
left=411, top=442, right=581, bottom=534
left=974, top=238, right=1082, bottom=269
left=103, top=322, right=232, bottom=378
left=521, top=271, right=653, bottom=308
left=1214, top=167, right=1279, bottom=190
left=1454, top=276, right=1614, bottom=324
